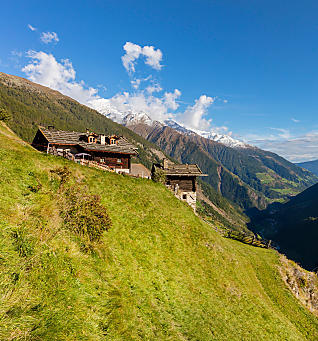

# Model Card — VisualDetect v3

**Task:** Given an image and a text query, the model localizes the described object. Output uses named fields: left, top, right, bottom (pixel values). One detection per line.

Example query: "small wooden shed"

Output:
left=152, top=159, right=207, bottom=210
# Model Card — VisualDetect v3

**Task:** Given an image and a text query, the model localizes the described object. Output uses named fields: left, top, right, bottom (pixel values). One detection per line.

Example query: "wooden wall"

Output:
left=92, top=152, right=130, bottom=169
left=166, top=176, right=196, bottom=192
left=32, top=130, right=49, bottom=151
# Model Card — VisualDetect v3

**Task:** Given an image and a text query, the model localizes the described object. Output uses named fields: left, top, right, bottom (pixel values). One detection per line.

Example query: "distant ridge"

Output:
left=297, top=159, right=318, bottom=176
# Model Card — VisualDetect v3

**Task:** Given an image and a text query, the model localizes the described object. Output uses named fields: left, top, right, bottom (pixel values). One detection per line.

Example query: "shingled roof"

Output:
left=38, top=126, right=137, bottom=154
left=153, top=159, right=207, bottom=176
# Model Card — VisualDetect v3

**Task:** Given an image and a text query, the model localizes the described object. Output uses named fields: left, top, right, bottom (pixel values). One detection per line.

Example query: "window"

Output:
left=182, top=194, right=187, bottom=200
left=117, top=159, right=122, bottom=163
left=111, top=139, right=115, bottom=145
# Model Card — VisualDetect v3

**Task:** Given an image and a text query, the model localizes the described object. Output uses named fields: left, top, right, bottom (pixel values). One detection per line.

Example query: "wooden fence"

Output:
left=201, top=218, right=273, bottom=249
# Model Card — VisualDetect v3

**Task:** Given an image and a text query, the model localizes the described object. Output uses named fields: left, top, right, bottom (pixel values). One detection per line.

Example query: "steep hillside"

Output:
left=250, top=182, right=318, bottom=271
left=128, top=123, right=317, bottom=210
left=297, top=159, right=318, bottom=176
left=1, top=123, right=318, bottom=340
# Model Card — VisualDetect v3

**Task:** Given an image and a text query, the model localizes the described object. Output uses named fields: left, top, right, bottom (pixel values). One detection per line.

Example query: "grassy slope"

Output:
left=1, top=123, right=318, bottom=340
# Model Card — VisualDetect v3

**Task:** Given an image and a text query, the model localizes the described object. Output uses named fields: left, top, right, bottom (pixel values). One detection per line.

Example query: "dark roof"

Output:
left=38, top=126, right=137, bottom=155
left=153, top=160, right=207, bottom=176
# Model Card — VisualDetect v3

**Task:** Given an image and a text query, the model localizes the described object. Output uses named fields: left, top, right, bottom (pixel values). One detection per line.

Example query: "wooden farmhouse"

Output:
left=32, top=126, right=137, bottom=173
left=152, top=159, right=207, bottom=211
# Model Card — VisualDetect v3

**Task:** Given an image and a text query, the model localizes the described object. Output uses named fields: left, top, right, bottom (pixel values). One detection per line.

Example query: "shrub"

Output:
left=0, top=107, right=12, bottom=122
left=50, top=166, right=72, bottom=186
left=152, top=169, right=166, bottom=184
left=62, top=185, right=112, bottom=242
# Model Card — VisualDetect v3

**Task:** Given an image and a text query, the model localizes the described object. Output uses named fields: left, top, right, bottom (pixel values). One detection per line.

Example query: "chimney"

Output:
left=48, top=125, right=55, bottom=130
left=163, top=158, right=169, bottom=169
left=100, top=134, right=106, bottom=145
left=86, top=128, right=90, bottom=134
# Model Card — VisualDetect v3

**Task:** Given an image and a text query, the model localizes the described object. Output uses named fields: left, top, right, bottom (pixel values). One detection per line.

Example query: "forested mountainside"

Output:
left=0, top=72, right=248, bottom=231
left=297, top=159, right=318, bottom=176
left=127, top=123, right=317, bottom=210
left=1, top=122, right=318, bottom=340
left=249, top=182, right=318, bottom=271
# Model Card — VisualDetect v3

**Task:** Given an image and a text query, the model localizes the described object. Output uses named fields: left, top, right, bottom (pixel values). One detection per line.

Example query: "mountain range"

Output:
left=94, top=108, right=317, bottom=210
left=91, top=102, right=249, bottom=149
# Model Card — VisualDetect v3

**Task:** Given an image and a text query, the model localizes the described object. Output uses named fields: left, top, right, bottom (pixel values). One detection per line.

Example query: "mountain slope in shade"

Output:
left=250, top=182, right=318, bottom=271
left=126, top=122, right=317, bottom=209
left=297, top=159, right=318, bottom=176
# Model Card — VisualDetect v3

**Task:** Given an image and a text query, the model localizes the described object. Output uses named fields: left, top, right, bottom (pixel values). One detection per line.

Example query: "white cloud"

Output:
left=253, top=132, right=318, bottom=162
left=40, top=31, right=59, bottom=44
left=21, top=50, right=225, bottom=140
left=28, top=24, right=36, bottom=31
left=130, top=75, right=152, bottom=90
left=180, top=95, right=214, bottom=130
left=292, top=118, right=300, bottom=123
left=22, top=51, right=99, bottom=104
left=270, top=128, right=291, bottom=139
left=213, top=126, right=232, bottom=135
left=146, top=83, right=162, bottom=94
left=244, top=129, right=318, bottom=162
left=121, top=42, right=163, bottom=73
left=90, top=89, right=181, bottom=122
left=164, top=89, right=181, bottom=110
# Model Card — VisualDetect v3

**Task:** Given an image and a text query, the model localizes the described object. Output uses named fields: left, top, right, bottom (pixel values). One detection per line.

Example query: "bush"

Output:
left=0, top=107, right=12, bottom=122
left=50, top=166, right=72, bottom=186
left=62, top=185, right=112, bottom=242
left=152, top=169, right=166, bottom=184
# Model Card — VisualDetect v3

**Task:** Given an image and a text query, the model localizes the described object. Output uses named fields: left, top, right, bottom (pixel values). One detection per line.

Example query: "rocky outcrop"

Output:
left=280, top=255, right=318, bottom=315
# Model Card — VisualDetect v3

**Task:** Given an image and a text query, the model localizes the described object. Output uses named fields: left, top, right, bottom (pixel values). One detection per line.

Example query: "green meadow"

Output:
left=1, top=122, right=317, bottom=340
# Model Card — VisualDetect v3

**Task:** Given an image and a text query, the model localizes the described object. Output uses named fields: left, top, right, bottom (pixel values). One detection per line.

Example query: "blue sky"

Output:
left=1, top=0, right=318, bottom=162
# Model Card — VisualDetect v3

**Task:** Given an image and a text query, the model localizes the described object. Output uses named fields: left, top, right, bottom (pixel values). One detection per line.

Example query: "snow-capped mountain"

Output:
left=192, top=130, right=248, bottom=148
left=122, top=112, right=157, bottom=127
left=164, top=120, right=249, bottom=148
left=89, top=100, right=248, bottom=148
left=89, top=99, right=158, bottom=127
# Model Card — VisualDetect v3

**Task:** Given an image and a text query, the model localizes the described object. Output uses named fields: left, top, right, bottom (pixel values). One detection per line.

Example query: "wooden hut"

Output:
left=151, top=159, right=207, bottom=210
left=32, top=126, right=137, bottom=173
